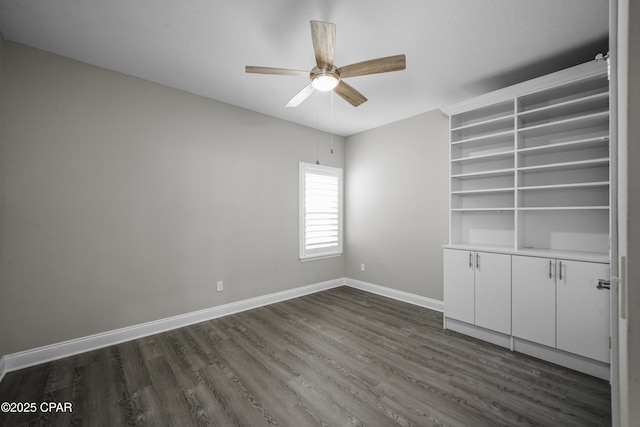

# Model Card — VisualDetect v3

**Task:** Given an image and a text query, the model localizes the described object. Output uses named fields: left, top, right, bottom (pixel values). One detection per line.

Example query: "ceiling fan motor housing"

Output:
left=311, top=66, right=340, bottom=91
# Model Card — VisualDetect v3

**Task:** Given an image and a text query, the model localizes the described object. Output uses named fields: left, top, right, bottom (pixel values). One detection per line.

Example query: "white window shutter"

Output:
left=300, top=163, right=343, bottom=260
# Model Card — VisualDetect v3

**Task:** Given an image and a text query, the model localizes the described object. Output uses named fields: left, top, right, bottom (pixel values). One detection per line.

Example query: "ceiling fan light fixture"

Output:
left=312, top=74, right=339, bottom=91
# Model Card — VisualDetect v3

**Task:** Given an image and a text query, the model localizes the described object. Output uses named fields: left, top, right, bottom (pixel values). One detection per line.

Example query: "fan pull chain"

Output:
left=330, top=91, right=334, bottom=155
left=316, top=91, right=320, bottom=164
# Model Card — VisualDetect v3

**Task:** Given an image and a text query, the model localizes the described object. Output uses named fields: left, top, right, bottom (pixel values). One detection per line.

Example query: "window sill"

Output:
left=299, top=253, right=343, bottom=262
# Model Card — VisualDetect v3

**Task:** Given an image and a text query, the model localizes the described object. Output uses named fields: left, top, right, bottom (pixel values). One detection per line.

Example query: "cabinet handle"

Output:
left=559, top=261, right=563, bottom=280
left=469, top=252, right=473, bottom=269
left=476, top=253, right=480, bottom=270
left=549, top=260, right=553, bottom=279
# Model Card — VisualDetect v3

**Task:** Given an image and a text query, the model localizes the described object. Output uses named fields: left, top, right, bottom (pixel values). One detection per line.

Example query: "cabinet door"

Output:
left=512, top=255, right=556, bottom=347
left=474, top=252, right=511, bottom=334
left=556, top=260, right=610, bottom=363
left=444, top=249, right=475, bottom=324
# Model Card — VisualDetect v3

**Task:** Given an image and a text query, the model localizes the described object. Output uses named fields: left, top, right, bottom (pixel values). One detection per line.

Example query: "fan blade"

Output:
left=338, top=54, right=406, bottom=78
left=246, top=66, right=308, bottom=76
left=285, top=83, right=316, bottom=108
left=310, top=20, right=335, bottom=70
left=333, top=80, right=367, bottom=107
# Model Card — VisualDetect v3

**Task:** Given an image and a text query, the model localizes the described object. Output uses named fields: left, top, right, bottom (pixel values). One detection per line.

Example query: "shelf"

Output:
left=451, top=130, right=513, bottom=145
left=518, top=181, right=609, bottom=191
left=520, top=91, right=608, bottom=115
left=451, top=168, right=514, bottom=179
left=518, top=136, right=609, bottom=154
left=452, top=187, right=514, bottom=195
left=451, top=150, right=514, bottom=163
left=452, top=208, right=515, bottom=212
left=518, top=206, right=609, bottom=211
left=451, top=114, right=514, bottom=133
left=518, top=158, right=609, bottom=173
left=517, top=111, right=609, bottom=136
left=450, top=100, right=514, bottom=128
left=518, top=74, right=609, bottom=114
left=517, top=92, right=609, bottom=125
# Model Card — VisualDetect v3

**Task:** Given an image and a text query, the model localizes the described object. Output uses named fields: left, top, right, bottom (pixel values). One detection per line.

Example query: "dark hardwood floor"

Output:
left=0, top=286, right=611, bottom=426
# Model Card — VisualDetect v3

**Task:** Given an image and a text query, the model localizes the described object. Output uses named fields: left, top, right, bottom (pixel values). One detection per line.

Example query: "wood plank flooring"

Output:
left=0, top=286, right=611, bottom=426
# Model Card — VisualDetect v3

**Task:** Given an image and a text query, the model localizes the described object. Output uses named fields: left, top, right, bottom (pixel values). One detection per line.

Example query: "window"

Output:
left=299, top=162, right=343, bottom=260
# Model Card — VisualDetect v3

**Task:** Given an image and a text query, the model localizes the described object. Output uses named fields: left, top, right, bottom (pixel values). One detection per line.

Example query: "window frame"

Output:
left=299, top=162, right=344, bottom=261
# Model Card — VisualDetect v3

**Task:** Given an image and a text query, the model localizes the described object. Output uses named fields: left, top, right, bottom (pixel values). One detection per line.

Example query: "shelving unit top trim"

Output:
left=440, top=61, right=607, bottom=116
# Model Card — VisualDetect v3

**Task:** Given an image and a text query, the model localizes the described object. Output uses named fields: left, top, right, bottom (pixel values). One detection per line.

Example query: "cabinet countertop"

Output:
left=443, top=244, right=610, bottom=264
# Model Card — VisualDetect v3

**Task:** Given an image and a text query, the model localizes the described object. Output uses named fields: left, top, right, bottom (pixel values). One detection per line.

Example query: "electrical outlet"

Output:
left=216, top=281, right=224, bottom=292
left=361, top=264, right=365, bottom=272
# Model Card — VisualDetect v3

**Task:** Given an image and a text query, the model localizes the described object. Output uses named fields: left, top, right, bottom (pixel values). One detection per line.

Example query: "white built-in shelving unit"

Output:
left=446, top=61, right=611, bottom=262
left=441, top=60, right=613, bottom=380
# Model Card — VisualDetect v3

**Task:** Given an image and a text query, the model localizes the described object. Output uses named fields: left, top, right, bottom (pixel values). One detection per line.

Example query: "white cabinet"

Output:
left=443, top=249, right=475, bottom=324
left=556, top=260, right=610, bottom=363
left=512, top=256, right=556, bottom=347
left=444, top=249, right=511, bottom=334
left=512, top=255, right=610, bottom=363
left=474, top=252, right=511, bottom=334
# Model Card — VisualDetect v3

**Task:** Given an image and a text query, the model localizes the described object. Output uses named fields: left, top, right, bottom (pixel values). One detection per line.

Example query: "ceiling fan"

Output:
left=246, top=20, right=406, bottom=108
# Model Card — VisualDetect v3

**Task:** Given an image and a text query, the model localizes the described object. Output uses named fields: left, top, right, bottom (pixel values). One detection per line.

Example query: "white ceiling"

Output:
left=0, top=0, right=609, bottom=136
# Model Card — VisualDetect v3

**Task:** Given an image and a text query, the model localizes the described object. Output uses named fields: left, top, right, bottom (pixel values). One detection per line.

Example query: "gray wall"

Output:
left=0, top=41, right=345, bottom=356
left=0, top=40, right=452, bottom=359
left=344, top=111, right=449, bottom=300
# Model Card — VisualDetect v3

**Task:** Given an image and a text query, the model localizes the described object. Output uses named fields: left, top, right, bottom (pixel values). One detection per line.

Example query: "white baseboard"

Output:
left=344, top=278, right=444, bottom=312
left=513, top=338, right=610, bottom=381
left=0, top=277, right=443, bottom=383
left=444, top=317, right=512, bottom=349
left=444, top=316, right=610, bottom=381
left=0, top=278, right=346, bottom=381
